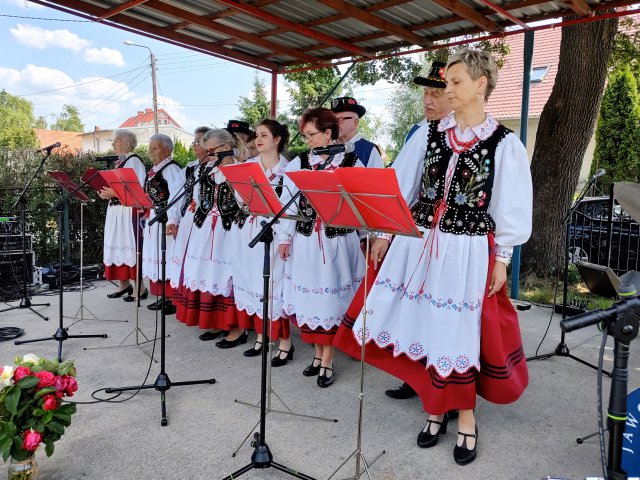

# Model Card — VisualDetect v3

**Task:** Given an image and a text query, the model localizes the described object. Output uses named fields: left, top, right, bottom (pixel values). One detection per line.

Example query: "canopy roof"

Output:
left=31, top=0, right=639, bottom=73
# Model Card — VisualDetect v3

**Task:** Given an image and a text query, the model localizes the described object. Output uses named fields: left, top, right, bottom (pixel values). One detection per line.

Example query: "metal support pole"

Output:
left=270, top=69, right=278, bottom=119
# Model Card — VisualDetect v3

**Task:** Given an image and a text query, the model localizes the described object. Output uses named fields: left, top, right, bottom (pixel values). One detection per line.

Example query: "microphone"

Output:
left=95, top=155, right=122, bottom=162
left=207, top=149, right=239, bottom=161
left=37, top=142, right=61, bottom=154
left=592, top=168, right=606, bottom=179
left=311, top=142, right=355, bottom=156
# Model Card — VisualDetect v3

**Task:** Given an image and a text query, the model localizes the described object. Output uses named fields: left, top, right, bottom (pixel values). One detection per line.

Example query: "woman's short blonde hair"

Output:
left=202, top=128, right=249, bottom=162
left=447, top=48, right=499, bottom=100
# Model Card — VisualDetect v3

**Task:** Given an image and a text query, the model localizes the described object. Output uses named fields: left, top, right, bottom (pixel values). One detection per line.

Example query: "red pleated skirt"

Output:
left=173, top=285, right=236, bottom=330
left=233, top=309, right=291, bottom=341
left=334, top=234, right=528, bottom=414
left=104, top=264, right=138, bottom=281
left=150, top=279, right=173, bottom=298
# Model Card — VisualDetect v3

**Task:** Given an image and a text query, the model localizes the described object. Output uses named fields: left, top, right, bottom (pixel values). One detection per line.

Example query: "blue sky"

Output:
left=0, top=0, right=287, bottom=133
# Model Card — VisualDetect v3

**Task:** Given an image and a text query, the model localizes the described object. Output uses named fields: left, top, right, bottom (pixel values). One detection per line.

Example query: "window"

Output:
left=530, top=66, right=549, bottom=83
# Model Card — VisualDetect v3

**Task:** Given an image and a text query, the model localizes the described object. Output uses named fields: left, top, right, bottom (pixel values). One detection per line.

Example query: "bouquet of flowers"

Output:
left=0, top=354, right=77, bottom=464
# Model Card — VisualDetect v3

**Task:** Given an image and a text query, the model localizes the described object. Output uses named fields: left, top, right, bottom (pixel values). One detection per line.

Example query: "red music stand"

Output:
left=287, top=166, right=421, bottom=480
left=81, top=167, right=110, bottom=193
left=47, top=171, right=91, bottom=203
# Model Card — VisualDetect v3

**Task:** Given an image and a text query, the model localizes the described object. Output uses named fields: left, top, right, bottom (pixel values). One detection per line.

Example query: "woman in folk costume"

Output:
left=276, top=108, right=365, bottom=388
left=173, top=129, right=243, bottom=340
left=168, top=127, right=229, bottom=340
left=99, top=130, right=147, bottom=301
left=230, top=119, right=293, bottom=366
left=334, top=48, right=532, bottom=465
left=141, top=134, right=181, bottom=315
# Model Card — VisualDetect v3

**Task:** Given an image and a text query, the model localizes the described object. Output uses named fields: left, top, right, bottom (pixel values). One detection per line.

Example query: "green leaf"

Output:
left=47, top=422, right=64, bottom=435
left=4, top=388, right=20, bottom=416
left=7, top=422, right=17, bottom=437
left=57, top=403, right=76, bottom=415
left=53, top=413, right=71, bottom=426
left=16, top=376, right=39, bottom=389
left=45, top=441, right=54, bottom=457
left=35, top=387, right=56, bottom=399
left=0, top=434, right=12, bottom=460
left=32, top=408, right=44, bottom=417
left=42, top=410, right=53, bottom=424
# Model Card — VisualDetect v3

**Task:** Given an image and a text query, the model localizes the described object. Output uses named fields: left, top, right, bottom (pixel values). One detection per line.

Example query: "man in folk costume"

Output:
left=141, top=134, right=181, bottom=315
left=386, top=62, right=453, bottom=400
left=99, top=130, right=147, bottom=301
left=330, top=97, right=384, bottom=168
left=225, top=119, right=254, bottom=145
left=334, top=49, right=532, bottom=465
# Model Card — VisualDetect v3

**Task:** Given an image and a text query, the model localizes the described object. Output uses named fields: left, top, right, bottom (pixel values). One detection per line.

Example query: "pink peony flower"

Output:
left=13, top=366, right=32, bottom=381
left=62, top=375, right=78, bottom=397
left=42, top=394, right=58, bottom=411
left=22, top=430, right=42, bottom=452
left=34, top=371, right=56, bottom=389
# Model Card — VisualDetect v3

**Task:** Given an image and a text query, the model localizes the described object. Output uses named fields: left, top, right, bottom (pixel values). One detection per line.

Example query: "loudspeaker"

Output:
left=575, top=261, right=622, bottom=298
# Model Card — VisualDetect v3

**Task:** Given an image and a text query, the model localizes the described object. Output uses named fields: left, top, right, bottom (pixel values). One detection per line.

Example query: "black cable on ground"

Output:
left=0, top=327, right=24, bottom=341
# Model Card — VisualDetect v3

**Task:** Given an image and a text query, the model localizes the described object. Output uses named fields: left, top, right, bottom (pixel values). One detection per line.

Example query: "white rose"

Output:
left=21, top=353, right=41, bottom=365
left=1, top=366, right=15, bottom=387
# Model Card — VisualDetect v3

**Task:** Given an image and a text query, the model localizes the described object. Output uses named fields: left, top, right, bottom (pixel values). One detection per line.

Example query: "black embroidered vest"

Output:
left=410, top=121, right=511, bottom=235
left=144, top=160, right=178, bottom=224
left=109, top=154, right=143, bottom=206
left=234, top=176, right=284, bottom=230
left=193, top=170, right=239, bottom=231
left=295, top=151, right=358, bottom=238
left=181, top=162, right=203, bottom=217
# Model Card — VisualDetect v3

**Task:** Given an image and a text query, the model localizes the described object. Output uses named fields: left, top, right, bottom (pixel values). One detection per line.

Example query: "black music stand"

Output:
left=103, top=167, right=216, bottom=426
left=219, top=162, right=315, bottom=480
left=287, top=167, right=421, bottom=480
left=15, top=171, right=107, bottom=361
left=0, top=150, right=51, bottom=320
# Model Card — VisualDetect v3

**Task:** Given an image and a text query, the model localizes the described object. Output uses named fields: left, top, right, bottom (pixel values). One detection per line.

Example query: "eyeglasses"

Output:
left=301, top=131, right=322, bottom=142
left=205, top=143, right=229, bottom=157
left=336, top=116, right=356, bottom=123
left=191, top=139, right=200, bottom=147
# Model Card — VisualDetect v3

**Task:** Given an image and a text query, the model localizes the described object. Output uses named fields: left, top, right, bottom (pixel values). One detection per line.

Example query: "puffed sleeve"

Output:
left=366, top=145, right=384, bottom=169
left=488, top=132, right=533, bottom=248
left=163, top=163, right=183, bottom=226
left=128, top=156, right=147, bottom=187
left=274, top=156, right=302, bottom=245
left=390, top=122, right=431, bottom=207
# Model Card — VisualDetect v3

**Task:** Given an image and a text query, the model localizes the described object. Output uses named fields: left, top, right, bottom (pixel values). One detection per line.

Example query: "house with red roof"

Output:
left=486, top=27, right=595, bottom=183
left=33, top=128, right=82, bottom=153
left=80, top=107, right=193, bottom=153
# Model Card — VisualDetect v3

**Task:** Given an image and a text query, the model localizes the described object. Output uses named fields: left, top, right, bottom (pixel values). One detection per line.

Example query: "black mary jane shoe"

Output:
left=453, top=425, right=478, bottom=465
left=107, top=284, right=133, bottom=298
left=215, top=331, right=248, bottom=349
left=243, top=341, right=263, bottom=357
left=271, top=344, right=295, bottom=367
left=163, top=302, right=176, bottom=315
left=199, top=330, right=226, bottom=341
left=146, top=299, right=164, bottom=310
left=303, top=357, right=322, bottom=377
left=417, top=413, right=449, bottom=449
left=385, top=382, right=417, bottom=400
left=123, top=289, right=148, bottom=303
left=317, top=366, right=334, bottom=388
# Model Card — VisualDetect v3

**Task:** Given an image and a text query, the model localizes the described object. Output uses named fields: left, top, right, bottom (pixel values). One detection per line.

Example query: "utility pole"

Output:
left=124, top=40, right=159, bottom=134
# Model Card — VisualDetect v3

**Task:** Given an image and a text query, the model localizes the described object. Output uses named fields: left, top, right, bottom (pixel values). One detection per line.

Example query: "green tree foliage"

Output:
left=385, top=86, right=423, bottom=161
left=616, top=102, right=640, bottom=183
left=238, top=74, right=272, bottom=127
left=172, top=140, right=195, bottom=167
left=591, top=65, right=639, bottom=186
left=52, top=104, right=84, bottom=132
left=33, top=116, right=47, bottom=129
left=610, top=17, right=640, bottom=80
left=0, top=90, right=37, bottom=149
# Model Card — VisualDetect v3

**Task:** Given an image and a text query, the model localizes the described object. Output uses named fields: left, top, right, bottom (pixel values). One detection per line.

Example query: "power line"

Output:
left=0, top=13, right=91, bottom=22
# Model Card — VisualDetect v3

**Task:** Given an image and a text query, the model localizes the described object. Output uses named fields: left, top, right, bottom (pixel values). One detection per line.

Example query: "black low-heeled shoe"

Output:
left=215, top=331, right=248, bottom=349
left=417, top=413, right=449, bottom=449
left=385, top=382, right=417, bottom=400
left=199, top=330, right=226, bottom=341
left=107, top=285, right=133, bottom=298
left=453, top=425, right=478, bottom=465
left=271, top=344, right=295, bottom=367
left=303, top=357, right=322, bottom=377
left=123, top=289, right=148, bottom=302
left=243, top=341, right=263, bottom=357
left=317, top=366, right=334, bottom=388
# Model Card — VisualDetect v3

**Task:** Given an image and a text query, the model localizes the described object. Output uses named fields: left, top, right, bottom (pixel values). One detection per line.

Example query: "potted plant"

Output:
left=0, top=354, right=78, bottom=480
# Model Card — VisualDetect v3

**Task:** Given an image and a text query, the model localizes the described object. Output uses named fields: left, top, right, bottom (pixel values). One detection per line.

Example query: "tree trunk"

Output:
left=521, top=17, right=619, bottom=275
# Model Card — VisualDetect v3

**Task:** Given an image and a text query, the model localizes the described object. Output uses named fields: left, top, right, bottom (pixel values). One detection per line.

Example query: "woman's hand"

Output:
left=166, top=224, right=178, bottom=238
left=98, top=187, right=116, bottom=200
left=371, top=238, right=390, bottom=270
left=488, top=261, right=507, bottom=297
left=278, top=244, right=290, bottom=261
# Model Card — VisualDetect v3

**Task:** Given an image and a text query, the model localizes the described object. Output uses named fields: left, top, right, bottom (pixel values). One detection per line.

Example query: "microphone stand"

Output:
left=15, top=181, right=108, bottom=361
left=560, top=285, right=640, bottom=480
left=527, top=172, right=609, bottom=374
left=104, top=165, right=216, bottom=426
left=0, top=151, right=51, bottom=319
left=222, top=189, right=316, bottom=480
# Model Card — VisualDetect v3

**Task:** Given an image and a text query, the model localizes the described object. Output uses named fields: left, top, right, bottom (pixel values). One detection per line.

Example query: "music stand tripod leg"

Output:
left=15, top=200, right=107, bottom=361
left=103, top=216, right=215, bottom=426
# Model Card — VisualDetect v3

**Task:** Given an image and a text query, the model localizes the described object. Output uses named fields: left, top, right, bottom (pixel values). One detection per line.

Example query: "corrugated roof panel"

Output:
left=182, top=23, right=232, bottom=42
left=267, top=31, right=323, bottom=50
left=313, top=18, right=380, bottom=39
left=264, top=0, right=338, bottom=24
left=160, top=0, right=227, bottom=16
left=220, top=12, right=280, bottom=32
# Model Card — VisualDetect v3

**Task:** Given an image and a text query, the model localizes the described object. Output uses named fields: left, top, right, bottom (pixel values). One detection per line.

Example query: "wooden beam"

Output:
left=367, top=0, right=415, bottom=11
left=41, top=0, right=278, bottom=70
left=145, top=0, right=318, bottom=62
left=98, top=0, right=150, bottom=20
left=431, top=0, right=500, bottom=31
left=317, top=0, right=429, bottom=46
left=563, top=0, right=593, bottom=16
left=213, top=0, right=374, bottom=57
